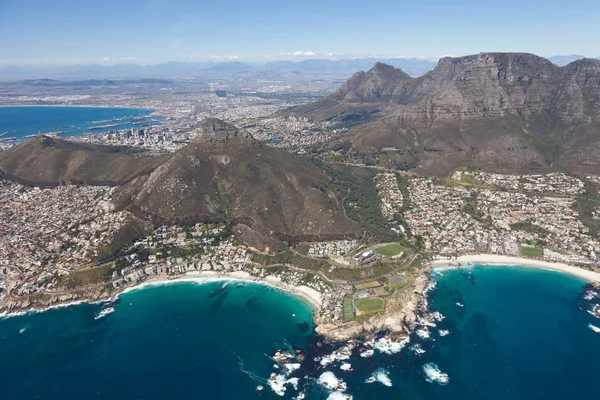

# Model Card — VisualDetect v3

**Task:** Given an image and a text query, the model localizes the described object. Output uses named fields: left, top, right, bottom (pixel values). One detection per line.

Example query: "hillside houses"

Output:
left=405, top=175, right=599, bottom=265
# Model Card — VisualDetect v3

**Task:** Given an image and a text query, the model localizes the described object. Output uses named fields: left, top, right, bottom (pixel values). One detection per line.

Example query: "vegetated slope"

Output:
left=115, top=136, right=360, bottom=242
left=0, top=120, right=360, bottom=245
left=0, top=136, right=163, bottom=186
left=289, top=53, right=600, bottom=176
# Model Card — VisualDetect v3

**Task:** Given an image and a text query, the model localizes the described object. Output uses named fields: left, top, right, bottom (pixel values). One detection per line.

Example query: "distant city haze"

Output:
left=0, top=0, right=599, bottom=66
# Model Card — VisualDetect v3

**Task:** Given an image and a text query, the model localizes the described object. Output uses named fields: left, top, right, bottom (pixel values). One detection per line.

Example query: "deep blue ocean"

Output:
left=0, top=106, right=155, bottom=140
left=1, top=267, right=599, bottom=399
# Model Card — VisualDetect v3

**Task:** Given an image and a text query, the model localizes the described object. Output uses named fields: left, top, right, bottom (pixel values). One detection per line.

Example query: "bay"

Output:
left=1, top=266, right=599, bottom=399
left=0, top=106, right=155, bottom=141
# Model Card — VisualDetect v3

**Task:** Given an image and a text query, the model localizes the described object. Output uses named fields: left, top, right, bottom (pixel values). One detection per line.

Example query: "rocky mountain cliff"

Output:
left=291, top=62, right=413, bottom=123
left=194, top=118, right=253, bottom=142
left=291, top=53, right=600, bottom=175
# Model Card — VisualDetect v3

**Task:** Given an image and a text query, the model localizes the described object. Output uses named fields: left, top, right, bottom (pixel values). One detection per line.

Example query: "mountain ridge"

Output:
left=289, top=52, right=600, bottom=176
left=0, top=123, right=361, bottom=247
left=0, top=58, right=439, bottom=80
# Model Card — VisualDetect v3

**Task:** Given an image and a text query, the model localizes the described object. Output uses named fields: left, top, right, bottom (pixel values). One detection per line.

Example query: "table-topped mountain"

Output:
left=0, top=121, right=360, bottom=247
left=290, top=52, right=600, bottom=176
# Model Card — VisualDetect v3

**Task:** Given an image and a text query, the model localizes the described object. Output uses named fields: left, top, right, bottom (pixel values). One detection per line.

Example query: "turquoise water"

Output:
left=418, top=265, right=600, bottom=398
left=0, top=106, right=155, bottom=140
left=1, top=267, right=599, bottom=399
left=0, top=280, right=315, bottom=399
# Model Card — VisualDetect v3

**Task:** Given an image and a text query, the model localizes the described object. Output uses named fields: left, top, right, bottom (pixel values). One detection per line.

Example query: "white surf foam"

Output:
left=359, top=349, right=374, bottom=358
left=0, top=299, right=90, bottom=320
left=417, top=315, right=437, bottom=328
left=416, top=328, right=430, bottom=339
left=268, top=374, right=287, bottom=396
left=365, top=368, right=392, bottom=387
left=432, top=265, right=458, bottom=275
left=367, top=336, right=410, bottom=354
left=287, top=377, right=299, bottom=390
left=94, top=307, right=115, bottom=320
left=430, top=311, right=445, bottom=321
left=326, top=392, right=353, bottom=400
left=439, top=329, right=450, bottom=337
left=422, top=363, right=449, bottom=385
left=583, top=291, right=598, bottom=301
left=589, top=324, right=600, bottom=333
left=409, top=344, right=426, bottom=355
left=285, top=363, right=301, bottom=373
left=320, top=342, right=355, bottom=366
left=268, top=373, right=299, bottom=396
left=318, top=371, right=346, bottom=391
left=340, top=362, right=352, bottom=371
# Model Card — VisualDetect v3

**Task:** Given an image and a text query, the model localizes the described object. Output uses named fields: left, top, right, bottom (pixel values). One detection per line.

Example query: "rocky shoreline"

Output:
left=0, top=271, right=322, bottom=319
left=316, top=270, right=431, bottom=341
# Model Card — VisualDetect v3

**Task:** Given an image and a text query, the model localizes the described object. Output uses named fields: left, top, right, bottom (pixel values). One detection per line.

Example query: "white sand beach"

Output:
left=119, top=270, right=323, bottom=309
left=432, top=254, right=600, bottom=283
left=0, top=270, right=323, bottom=320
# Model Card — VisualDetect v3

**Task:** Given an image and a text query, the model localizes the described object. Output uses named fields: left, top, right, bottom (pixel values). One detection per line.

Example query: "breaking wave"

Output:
left=422, top=363, right=449, bottom=385
left=94, top=307, right=115, bottom=320
left=365, top=368, right=392, bottom=387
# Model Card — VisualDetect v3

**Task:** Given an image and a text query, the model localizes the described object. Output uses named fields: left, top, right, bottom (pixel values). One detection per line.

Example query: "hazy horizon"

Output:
left=1, top=0, right=599, bottom=66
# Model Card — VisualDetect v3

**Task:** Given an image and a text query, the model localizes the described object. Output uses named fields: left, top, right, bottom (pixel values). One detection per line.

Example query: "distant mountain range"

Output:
left=0, top=58, right=438, bottom=81
left=288, top=53, right=600, bottom=176
left=547, top=55, right=599, bottom=66
left=2, top=55, right=598, bottom=82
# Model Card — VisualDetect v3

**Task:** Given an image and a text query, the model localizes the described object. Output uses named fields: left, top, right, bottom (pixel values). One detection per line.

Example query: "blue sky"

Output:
left=0, top=0, right=598, bottom=65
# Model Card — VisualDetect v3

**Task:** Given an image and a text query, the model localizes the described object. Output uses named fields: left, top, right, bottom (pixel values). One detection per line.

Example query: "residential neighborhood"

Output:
left=406, top=174, right=600, bottom=265
left=2, top=170, right=599, bottom=323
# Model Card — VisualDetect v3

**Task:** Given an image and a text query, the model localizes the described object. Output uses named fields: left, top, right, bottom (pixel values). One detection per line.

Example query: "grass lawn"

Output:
left=460, top=173, right=481, bottom=185
left=389, top=271, right=414, bottom=289
left=520, top=245, right=543, bottom=258
left=354, top=298, right=386, bottom=314
left=343, top=296, right=355, bottom=320
left=376, top=243, right=405, bottom=257
left=354, top=281, right=382, bottom=290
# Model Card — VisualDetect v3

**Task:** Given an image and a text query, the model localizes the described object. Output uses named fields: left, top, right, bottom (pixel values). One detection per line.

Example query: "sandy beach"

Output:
left=0, top=270, right=323, bottom=320
left=432, top=254, right=600, bottom=283
left=118, top=270, right=323, bottom=309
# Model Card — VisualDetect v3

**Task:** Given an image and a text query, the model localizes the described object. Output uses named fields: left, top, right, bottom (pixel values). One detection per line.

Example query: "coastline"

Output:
left=431, top=254, right=600, bottom=283
left=0, top=270, right=322, bottom=320
left=0, top=104, right=154, bottom=110
left=117, top=271, right=323, bottom=309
